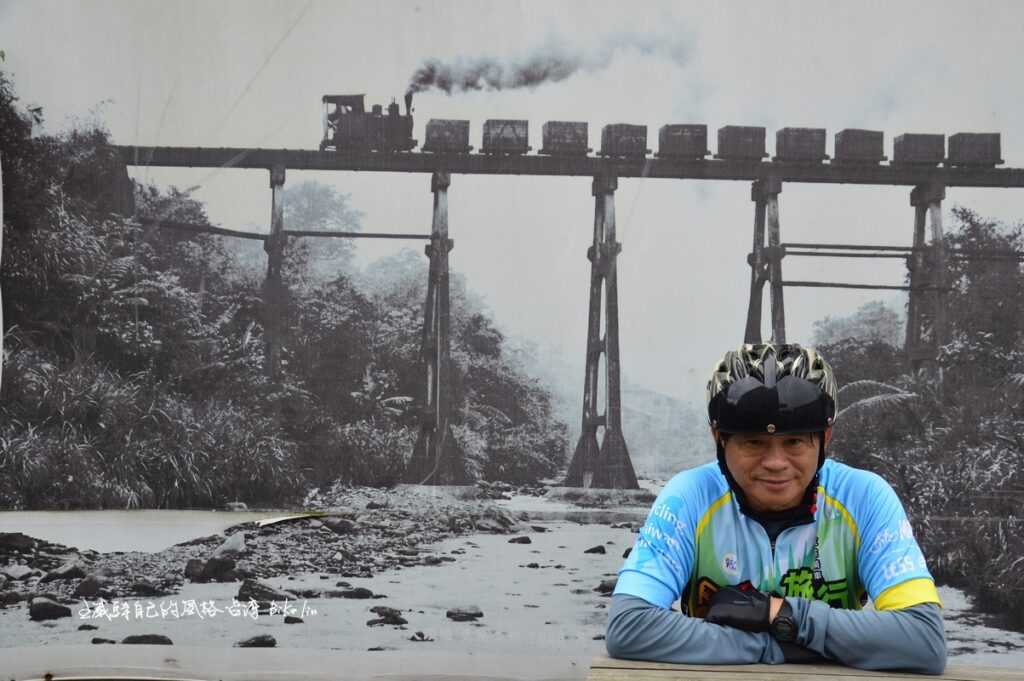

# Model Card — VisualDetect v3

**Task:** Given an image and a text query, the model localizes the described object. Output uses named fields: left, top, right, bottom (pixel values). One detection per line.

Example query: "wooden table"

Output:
left=589, top=655, right=1023, bottom=681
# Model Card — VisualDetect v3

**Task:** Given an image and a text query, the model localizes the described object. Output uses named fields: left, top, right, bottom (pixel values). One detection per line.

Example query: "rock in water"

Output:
left=508, top=536, right=532, bottom=544
left=237, top=579, right=295, bottom=608
left=91, top=637, right=116, bottom=644
left=123, top=634, right=172, bottom=645
left=446, top=606, right=483, bottom=622
left=236, top=634, right=276, bottom=648
left=332, top=587, right=374, bottom=599
left=367, top=605, right=407, bottom=626
left=29, top=597, right=72, bottom=621
left=212, top=533, right=246, bottom=558
left=594, top=577, right=617, bottom=594
left=584, top=545, right=607, bottom=554
left=224, top=502, right=248, bottom=511
left=284, top=615, right=304, bottom=624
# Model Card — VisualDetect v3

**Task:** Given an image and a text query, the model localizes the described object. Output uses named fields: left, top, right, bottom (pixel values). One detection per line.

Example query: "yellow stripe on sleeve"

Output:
left=818, top=485, right=861, bottom=549
left=695, top=491, right=732, bottom=540
left=874, top=578, right=943, bottom=610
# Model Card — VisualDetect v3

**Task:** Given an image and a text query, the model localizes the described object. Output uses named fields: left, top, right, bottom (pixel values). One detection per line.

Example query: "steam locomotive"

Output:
left=320, top=93, right=417, bottom=152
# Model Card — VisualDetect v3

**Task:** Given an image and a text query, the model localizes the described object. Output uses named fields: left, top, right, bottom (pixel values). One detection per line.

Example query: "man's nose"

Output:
left=760, top=442, right=790, bottom=467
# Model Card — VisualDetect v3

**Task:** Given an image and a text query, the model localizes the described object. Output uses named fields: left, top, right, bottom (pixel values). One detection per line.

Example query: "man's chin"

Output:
left=750, top=489, right=801, bottom=512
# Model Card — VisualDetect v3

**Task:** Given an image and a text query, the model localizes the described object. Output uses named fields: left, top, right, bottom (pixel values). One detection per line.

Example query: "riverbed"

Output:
left=1, top=493, right=1022, bottom=672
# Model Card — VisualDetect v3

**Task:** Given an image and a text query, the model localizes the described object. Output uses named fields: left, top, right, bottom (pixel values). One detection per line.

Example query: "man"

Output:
left=606, top=343, right=946, bottom=673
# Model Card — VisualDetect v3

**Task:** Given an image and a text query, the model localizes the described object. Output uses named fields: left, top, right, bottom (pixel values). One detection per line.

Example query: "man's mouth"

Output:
left=758, top=479, right=793, bottom=490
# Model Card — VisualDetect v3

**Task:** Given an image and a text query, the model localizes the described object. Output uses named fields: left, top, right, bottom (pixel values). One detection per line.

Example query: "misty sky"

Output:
left=2, top=0, right=1023, bottom=402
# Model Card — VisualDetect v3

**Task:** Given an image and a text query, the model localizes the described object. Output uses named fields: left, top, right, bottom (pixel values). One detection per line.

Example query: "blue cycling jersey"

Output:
left=615, top=458, right=941, bottom=614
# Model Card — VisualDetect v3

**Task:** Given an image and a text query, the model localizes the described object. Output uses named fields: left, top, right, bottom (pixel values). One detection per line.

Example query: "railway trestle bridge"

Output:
left=113, top=145, right=1024, bottom=489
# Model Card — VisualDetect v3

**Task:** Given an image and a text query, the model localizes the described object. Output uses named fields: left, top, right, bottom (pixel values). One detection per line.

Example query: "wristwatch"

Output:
left=770, top=599, right=798, bottom=643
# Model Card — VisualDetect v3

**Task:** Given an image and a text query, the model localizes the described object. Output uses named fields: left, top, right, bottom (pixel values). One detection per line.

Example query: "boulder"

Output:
left=284, top=615, right=304, bottom=624
left=29, top=597, right=72, bottom=621
left=328, top=587, right=374, bottom=599
left=201, top=557, right=237, bottom=582
left=1, top=590, right=23, bottom=606
left=446, top=606, right=483, bottom=622
left=237, top=579, right=295, bottom=606
left=42, top=559, right=88, bottom=582
left=367, top=605, right=407, bottom=626
left=74, top=575, right=105, bottom=598
left=211, top=533, right=246, bottom=558
left=0, top=533, right=36, bottom=552
left=184, top=559, right=205, bottom=582
left=91, top=637, right=117, bottom=644
left=130, top=581, right=164, bottom=597
left=508, top=536, right=532, bottom=544
left=236, top=634, right=276, bottom=648
left=584, top=545, right=607, bottom=554
left=2, top=564, right=40, bottom=581
left=123, top=634, right=173, bottom=645
left=324, top=517, right=356, bottom=535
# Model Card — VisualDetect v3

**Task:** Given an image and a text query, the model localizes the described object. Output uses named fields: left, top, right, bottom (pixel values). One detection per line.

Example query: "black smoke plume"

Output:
left=406, top=34, right=687, bottom=96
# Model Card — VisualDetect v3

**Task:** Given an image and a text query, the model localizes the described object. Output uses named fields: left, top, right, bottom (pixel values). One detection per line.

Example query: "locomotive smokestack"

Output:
left=404, top=92, right=413, bottom=115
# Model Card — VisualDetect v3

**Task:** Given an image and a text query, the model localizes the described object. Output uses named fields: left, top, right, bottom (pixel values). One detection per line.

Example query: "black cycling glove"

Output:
left=705, top=586, right=771, bottom=632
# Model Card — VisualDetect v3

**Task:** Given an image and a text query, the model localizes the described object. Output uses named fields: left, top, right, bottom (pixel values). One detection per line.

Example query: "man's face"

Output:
left=719, top=429, right=831, bottom=513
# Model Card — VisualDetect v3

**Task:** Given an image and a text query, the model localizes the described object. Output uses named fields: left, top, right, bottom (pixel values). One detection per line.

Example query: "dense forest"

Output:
left=812, top=213, right=1024, bottom=627
left=0, top=70, right=567, bottom=510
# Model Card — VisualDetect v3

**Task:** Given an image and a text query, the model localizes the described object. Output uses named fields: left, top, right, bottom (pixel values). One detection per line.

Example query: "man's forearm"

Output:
left=790, top=598, right=946, bottom=675
left=606, top=594, right=783, bottom=664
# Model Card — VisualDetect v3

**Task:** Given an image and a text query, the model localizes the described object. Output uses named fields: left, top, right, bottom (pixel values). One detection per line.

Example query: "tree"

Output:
left=812, top=300, right=904, bottom=348
left=282, top=181, right=363, bottom=289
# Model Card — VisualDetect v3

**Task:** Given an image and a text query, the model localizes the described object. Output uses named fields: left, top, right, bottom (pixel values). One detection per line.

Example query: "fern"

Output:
left=837, top=391, right=919, bottom=420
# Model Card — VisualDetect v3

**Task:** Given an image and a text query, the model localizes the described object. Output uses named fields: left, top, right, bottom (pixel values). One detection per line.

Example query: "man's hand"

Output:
left=705, top=586, right=780, bottom=632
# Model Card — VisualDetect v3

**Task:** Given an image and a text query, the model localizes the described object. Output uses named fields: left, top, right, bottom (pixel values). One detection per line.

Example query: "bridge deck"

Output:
left=116, top=146, right=1024, bottom=187
left=589, top=655, right=1022, bottom=681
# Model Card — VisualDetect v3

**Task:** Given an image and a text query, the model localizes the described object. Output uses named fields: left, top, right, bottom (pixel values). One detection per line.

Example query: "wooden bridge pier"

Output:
left=744, top=178, right=786, bottom=344
left=906, top=182, right=948, bottom=372
left=564, top=173, right=638, bottom=490
left=263, top=164, right=287, bottom=381
left=404, top=170, right=469, bottom=485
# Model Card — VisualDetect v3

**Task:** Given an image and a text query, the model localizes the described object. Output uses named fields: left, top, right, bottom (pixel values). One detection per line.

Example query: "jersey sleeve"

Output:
left=855, top=473, right=941, bottom=610
left=614, top=475, right=699, bottom=609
